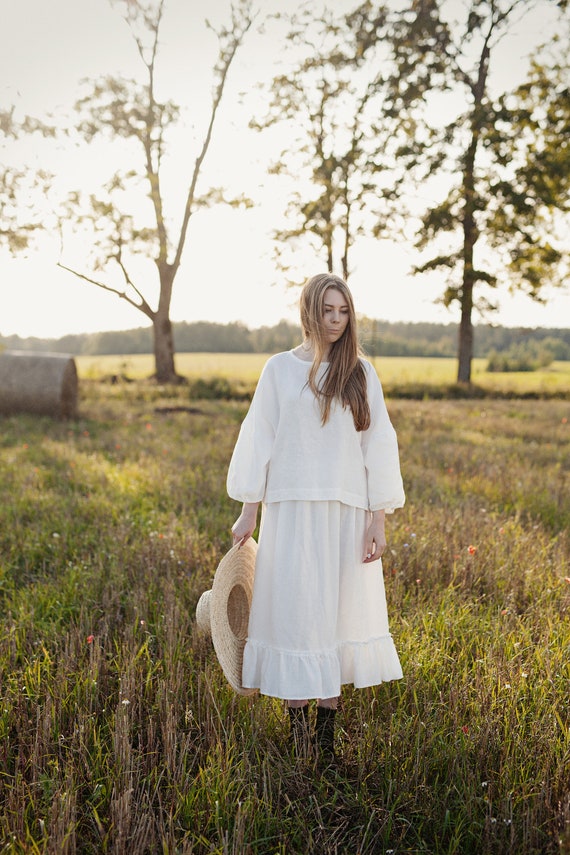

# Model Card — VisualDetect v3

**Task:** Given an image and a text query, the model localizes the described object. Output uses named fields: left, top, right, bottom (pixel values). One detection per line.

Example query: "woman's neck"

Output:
left=294, top=339, right=330, bottom=362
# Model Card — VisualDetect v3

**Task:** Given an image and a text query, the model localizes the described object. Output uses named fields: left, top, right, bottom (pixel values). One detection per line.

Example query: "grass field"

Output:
left=0, top=377, right=569, bottom=853
left=76, top=353, right=570, bottom=398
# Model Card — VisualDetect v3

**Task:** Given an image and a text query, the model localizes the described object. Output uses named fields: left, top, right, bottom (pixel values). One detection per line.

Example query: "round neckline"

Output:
left=289, top=349, right=329, bottom=365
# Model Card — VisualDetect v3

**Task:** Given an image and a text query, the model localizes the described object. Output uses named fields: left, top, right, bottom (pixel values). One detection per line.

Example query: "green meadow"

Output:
left=0, top=365, right=569, bottom=853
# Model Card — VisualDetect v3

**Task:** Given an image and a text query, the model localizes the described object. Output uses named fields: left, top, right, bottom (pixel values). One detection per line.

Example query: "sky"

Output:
left=1, top=0, right=569, bottom=340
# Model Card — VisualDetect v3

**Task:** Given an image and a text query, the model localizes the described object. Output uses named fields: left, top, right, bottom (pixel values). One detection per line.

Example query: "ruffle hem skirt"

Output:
left=242, top=500, right=403, bottom=700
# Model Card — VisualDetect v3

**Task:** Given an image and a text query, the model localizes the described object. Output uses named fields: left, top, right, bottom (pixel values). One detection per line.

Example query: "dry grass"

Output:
left=76, top=353, right=570, bottom=399
left=0, top=384, right=568, bottom=853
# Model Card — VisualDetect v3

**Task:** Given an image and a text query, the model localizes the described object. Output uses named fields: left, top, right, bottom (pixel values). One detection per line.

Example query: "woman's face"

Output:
left=321, top=287, right=350, bottom=344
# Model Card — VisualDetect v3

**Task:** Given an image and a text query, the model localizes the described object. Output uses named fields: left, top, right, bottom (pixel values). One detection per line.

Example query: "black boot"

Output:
left=315, top=706, right=336, bottom=766
left=288, top=705, right=311, bottom=756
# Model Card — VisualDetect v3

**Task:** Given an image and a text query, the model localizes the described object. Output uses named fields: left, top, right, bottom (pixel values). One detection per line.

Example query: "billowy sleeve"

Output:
left=361, top=361, right=405, bottom=513
left=226, top=358, right=279, bottom=503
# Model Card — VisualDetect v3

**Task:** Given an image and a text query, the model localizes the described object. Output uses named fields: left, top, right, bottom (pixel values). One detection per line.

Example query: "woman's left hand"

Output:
left=231, top=502, right=260, bottom=547
left=363, top=510, right=386, bottom=563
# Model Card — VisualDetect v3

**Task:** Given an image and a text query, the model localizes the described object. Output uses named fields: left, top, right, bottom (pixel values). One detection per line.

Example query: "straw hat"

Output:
left=196, top=538, right=257, bottom=696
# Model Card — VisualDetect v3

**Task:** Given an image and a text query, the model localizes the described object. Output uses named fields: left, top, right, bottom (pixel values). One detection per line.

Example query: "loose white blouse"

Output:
left=227, top=351, right=405, bottom=513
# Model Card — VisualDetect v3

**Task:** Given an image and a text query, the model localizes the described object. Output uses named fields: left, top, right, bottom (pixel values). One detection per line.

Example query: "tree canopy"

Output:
left=0, top=109, right=53, bottom=253
left=1, top=0, right=568, bottom=381
left=245, top=0, right=569, bottom=381
left=57, top=0, right=253, bottom=382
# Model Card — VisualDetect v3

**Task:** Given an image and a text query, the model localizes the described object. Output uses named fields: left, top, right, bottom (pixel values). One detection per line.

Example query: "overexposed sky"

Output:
left=1, top=0, right=568, bottom=339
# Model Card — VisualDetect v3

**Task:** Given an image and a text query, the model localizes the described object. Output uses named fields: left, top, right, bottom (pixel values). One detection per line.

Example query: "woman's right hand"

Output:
left=231, top=502, right=260, bottom=547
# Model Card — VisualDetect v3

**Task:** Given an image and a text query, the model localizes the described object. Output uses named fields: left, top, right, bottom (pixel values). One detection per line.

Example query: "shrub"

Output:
left=486, top=344, right=554, bottom=373
left=188, top=376, right=253, bottom=401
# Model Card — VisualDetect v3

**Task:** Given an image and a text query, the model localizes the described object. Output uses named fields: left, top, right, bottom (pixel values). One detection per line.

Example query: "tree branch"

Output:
left=172, top=3, right=253, bottom=271
left=115, top=244, right=152, bottom=310
left=57, top=262, right=155, bottom=320
left=124, top=0, right=169, bottom=263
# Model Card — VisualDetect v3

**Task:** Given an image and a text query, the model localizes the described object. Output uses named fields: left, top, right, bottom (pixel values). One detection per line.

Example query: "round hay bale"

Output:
left=0, top=351, right=78, bottom=418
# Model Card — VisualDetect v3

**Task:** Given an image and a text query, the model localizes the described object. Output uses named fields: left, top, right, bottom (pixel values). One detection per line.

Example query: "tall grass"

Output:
left=0, top=385, right=568, bottom=853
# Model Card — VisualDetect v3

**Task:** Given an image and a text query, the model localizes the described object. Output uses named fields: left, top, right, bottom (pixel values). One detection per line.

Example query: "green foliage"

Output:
left=0, top=389, right=569, bottom=853
left=252, top=5, right=414, bottom=280
left=485, top=44, right=570, bottom=298
left=386, top=0, right=570, bottom=382
left=0, top=109, right=54, bottom=253
left=487, top=342, right=555, bottom=373
left=188, top=376, right=253, bottom=401
left=3, top=319, right=570, bottom=361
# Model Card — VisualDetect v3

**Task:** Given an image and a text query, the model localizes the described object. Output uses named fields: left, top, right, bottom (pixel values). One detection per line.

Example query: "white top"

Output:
left=227, top=350, right=405, bottom=512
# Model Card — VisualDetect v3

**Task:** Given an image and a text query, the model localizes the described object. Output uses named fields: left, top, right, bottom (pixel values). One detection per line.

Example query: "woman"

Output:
left=227, top=273, right=405, bottom=762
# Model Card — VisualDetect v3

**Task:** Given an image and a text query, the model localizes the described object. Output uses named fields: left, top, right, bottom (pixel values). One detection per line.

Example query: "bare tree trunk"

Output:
left=457, top=282, right=474, bottom=383
left=456, top=30, right=491, bottom=384
left=458, top=137, right=477, bottom=383
left=326, top=240, right=334, bottom=272
left=341, top=183, right=350, bottom=281
left=457, top=51, right=488, bottom=384
left=152, top=263, right=179, bottom=383
left=152, top=311, right=177, bottom=383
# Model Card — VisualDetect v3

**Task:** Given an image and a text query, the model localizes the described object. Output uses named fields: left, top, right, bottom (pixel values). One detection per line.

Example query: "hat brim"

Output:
left=209, top=538, right=257, bottom=696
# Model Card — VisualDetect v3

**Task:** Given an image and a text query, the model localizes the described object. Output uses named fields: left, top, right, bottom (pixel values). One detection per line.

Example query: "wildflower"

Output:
left=416, top=578, right=421, bottom=585
left=501, top=609, right=508, bottom=615
left=121, top=699, right=130, bottom=706
left=467, top=544, right=477, bottom=555
left=87, top=635, right=94, bottom=644
left=145, top=423, right=153, bottom=431
left=462, top=725, right=469, bottom=735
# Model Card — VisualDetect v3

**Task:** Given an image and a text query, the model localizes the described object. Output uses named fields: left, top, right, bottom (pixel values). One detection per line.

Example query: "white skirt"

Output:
left=242, top=500, right=403, bottom=700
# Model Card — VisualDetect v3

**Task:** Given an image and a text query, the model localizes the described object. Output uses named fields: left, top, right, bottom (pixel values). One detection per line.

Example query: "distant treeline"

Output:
left=2, top=319, right=570, bottom=360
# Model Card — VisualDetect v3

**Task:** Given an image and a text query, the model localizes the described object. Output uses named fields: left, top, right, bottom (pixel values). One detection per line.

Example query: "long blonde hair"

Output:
left=299, top=273, right=370, bottom=432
